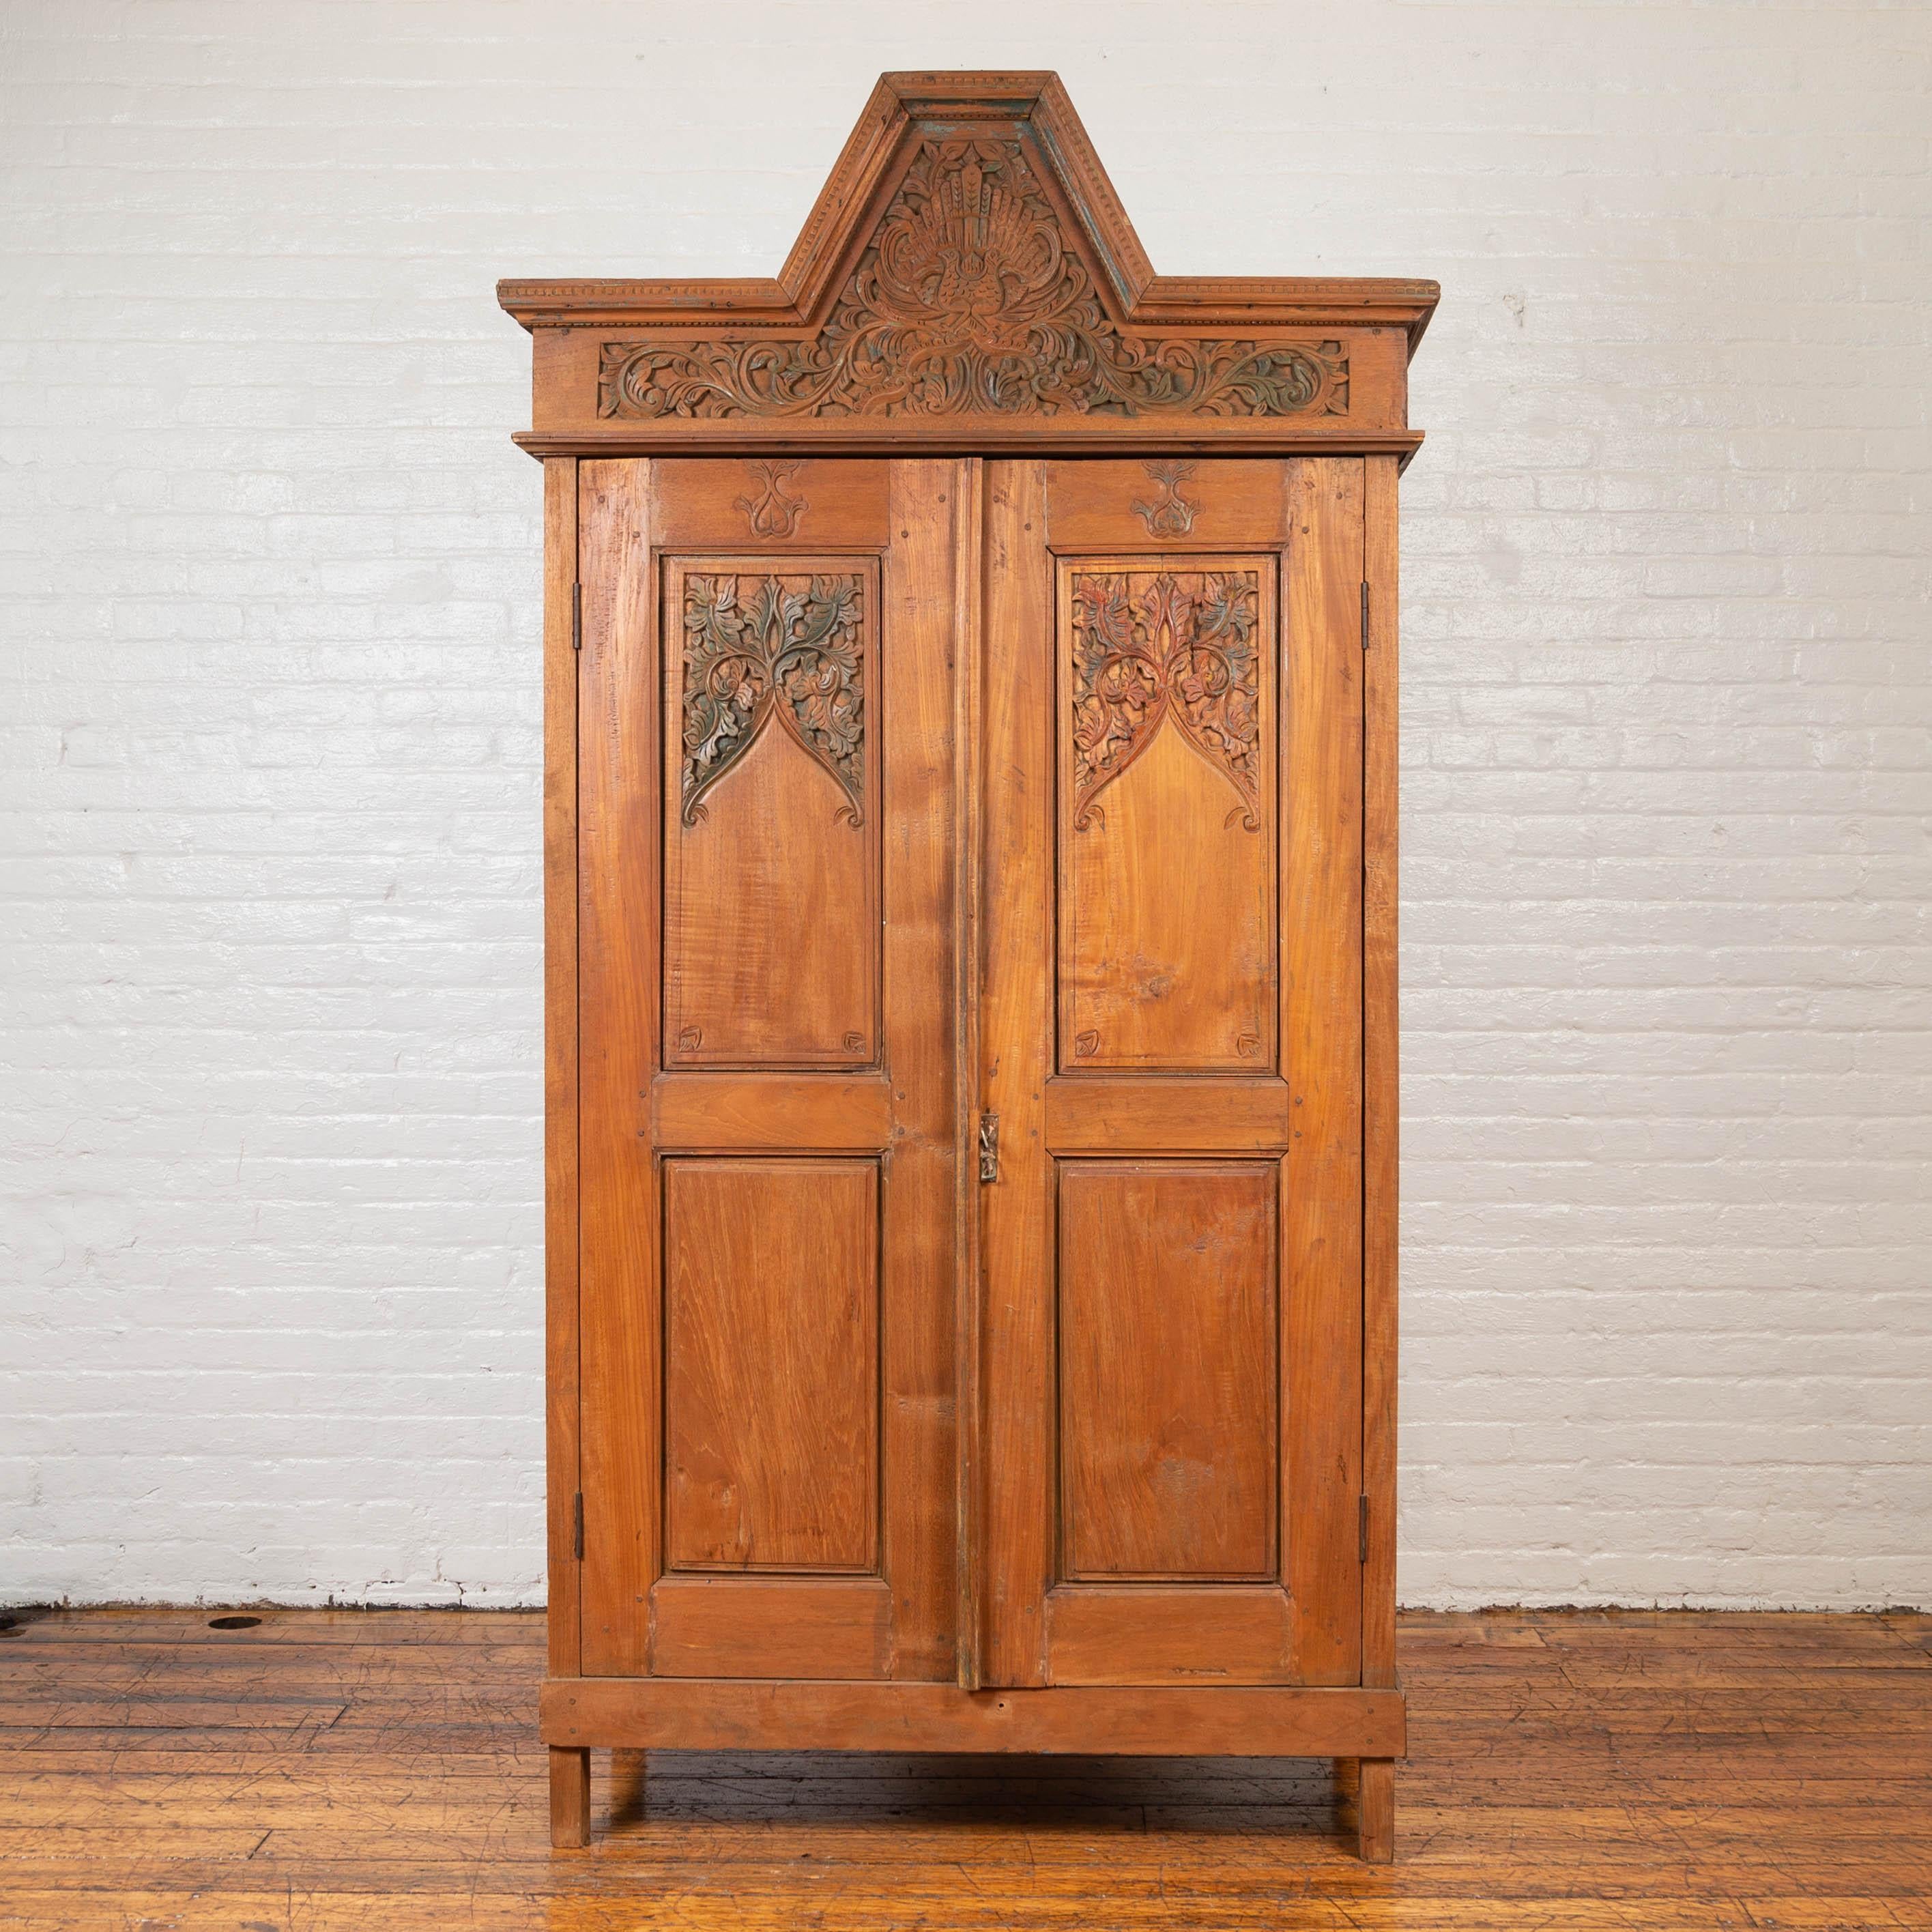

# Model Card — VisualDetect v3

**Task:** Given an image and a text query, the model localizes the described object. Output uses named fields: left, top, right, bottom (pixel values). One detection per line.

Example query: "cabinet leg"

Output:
left=1355, top=1756, right=1394, bottom=1863
left=609, top=1747, right=649, bottom=1829
left=549, top=1746, right=591, bottom=1849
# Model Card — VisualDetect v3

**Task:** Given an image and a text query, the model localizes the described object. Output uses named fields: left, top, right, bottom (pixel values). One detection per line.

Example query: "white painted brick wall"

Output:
left=2, top=1, right=1927, bottom=1611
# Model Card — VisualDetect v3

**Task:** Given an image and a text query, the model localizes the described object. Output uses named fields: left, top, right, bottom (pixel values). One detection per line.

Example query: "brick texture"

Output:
left=1, top=3, right=1927, bottom=1609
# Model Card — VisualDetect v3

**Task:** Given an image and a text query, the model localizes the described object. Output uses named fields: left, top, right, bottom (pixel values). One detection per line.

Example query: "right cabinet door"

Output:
left=978, top=457, right=1366, bottom=1688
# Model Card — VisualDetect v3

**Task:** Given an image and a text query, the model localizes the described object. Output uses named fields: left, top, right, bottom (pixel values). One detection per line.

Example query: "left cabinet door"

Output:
left=574, top=458, right=965, bottom=1682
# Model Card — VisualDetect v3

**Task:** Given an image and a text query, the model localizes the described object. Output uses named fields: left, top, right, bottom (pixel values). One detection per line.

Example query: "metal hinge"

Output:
left=572, top=1492, right=584, bottom=1561
left=1359, top=1493, right=1370, bottom=1564
left=977, top=1111, right=999, bottom=1183
left=571, top=583, right=582, bottom=651
left=1360, top=581, right=1370, bottom=650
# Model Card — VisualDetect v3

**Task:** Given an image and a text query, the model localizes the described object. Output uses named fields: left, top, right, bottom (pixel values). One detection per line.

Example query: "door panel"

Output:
left=663, top=1158, right=878, bottom=1573
left=1058, top=560, right=1276, bottom=1071
left=662, top=558, right=880, bottom=1067
left=978, top=457, right=1364, bottom=1688
left=648, top=1575, right=893, bottom=1679
left=1058, top=1162, right=1277, bottom=1581
left=1046, top=1585, right=1292, bottom=1685
left=577, top=452, right=1362, bottom=1693
left=577, top=457, right=962, bottom=1682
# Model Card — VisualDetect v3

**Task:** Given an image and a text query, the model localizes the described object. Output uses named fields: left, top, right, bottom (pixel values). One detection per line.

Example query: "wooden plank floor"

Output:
left=1, top=1608, right=1927, bottom=1929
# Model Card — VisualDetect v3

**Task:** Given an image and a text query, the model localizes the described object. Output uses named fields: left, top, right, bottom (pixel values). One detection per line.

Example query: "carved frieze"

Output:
left=599, top=140, right=1349, bottom=421
left=680, top=571, right=865, bottom=825
left=1069, top=569, right=1263, bottom=831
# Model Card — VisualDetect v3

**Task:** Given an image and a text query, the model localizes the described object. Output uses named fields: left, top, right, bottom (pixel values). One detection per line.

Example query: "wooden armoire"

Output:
left=500, top=72, right=1436, bottom=1863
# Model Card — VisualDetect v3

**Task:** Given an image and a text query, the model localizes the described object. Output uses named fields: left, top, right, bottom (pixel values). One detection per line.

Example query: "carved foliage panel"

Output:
left=599, top=134, right=1350, bottom=422
left=663, top=556, right=881, bottom=1067
left=679, top=568, right=867, bottom=828
left=1057, top=556, right=1277, bottom=1072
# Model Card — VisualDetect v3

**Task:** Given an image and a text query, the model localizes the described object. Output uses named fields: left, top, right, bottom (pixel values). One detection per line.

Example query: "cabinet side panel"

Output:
left=544, top=457, right=581, bottom=1678
left=577, top=459, right=661, bottom=1675
left=1281, top=458, right=1365, bottom=1685
left=663, top=1159, right=879, bottom=1572
left=1362, top=454, right=1401, bottom=1689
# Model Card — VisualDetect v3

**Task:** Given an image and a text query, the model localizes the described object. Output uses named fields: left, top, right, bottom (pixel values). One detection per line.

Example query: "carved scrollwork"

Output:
left=680, top=571, right=865, bottom=826
left=600, top=141, right=1349, bottom=421
left=1070, top=569, right=1263, bottom=831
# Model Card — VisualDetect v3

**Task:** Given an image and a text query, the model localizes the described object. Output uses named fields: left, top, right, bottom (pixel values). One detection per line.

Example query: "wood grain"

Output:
left=648, top=456, right=889, bottom=548
left=516, top=422, right=1432, bottom=462
left=1057, top=1164, right=1277, bottom=1582
left=8, top=1606, right=1927, bottom=1928
left=878, top=457, right=966, bottom=1685
left=548, top=1744, right=590, bottom=1849
left=975, top=457, right=1055, bottom=1688
left=1046, top=457, right=1288, bottom=550
left=1361, top=452, right=1402, bottom=1694
left=650, top=1073, right=893, bottom=1153
left=1356, top=1755, right=1395, bottom=1863
left=661, top=1159, right=878, bottom=1575
left=660, top=555, right=881, bottom=1068
left=952, top=456, right=987, bottom=1694
left=578, top=460, right=961, bottom=1699
left=546, top=1675, right=1404, bottom=1758
left=648, top=1578, right=892, bottom=1680
left=1280, top=456, right=1365, bottom=1687
left=1043, top=1076, right=1293, bottom=1153
left=1056, top=558, right=1276, bottom=1072
left=985, top=459, right=1366, bottom=1695
left=542, top=457, right=581, bottom=1682
left=576, top=458, right=660, bottom=1676
left=1044, top=1585, right=1293, bottom=1684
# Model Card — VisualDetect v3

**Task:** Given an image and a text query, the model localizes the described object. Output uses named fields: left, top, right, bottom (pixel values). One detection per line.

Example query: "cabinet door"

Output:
left=576, top=457, right=964, bottom=1682
left=976, top=458, right=1365, bottom=1686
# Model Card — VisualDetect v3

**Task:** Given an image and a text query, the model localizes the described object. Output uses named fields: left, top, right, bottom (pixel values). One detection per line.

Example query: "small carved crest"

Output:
left=735, top=459, right=807, bottom=538
left=1133, top=460, right=1198, bottom=536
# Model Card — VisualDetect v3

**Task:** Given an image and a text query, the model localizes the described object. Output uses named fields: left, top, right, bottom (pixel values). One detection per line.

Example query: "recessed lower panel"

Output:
left=1057, top=1161, right=1278, bottom=1581
left=663, top=1157, right=879, bottom=1572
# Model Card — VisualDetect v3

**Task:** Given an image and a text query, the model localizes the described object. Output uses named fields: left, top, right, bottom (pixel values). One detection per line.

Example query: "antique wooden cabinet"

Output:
left=500, top=72, right=1436, bottom=1863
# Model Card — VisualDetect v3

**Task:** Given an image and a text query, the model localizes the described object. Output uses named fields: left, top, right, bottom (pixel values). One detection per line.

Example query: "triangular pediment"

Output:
left=778, top=74, right=1156, bottom=333
left=499, top=73, right=1437, bottom=438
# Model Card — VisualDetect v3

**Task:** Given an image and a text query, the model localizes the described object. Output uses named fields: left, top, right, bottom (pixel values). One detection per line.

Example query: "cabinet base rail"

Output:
left=545, top=1676, right=1403, bottom=1860
left=543, top=1675, right=1404, bottom=1756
